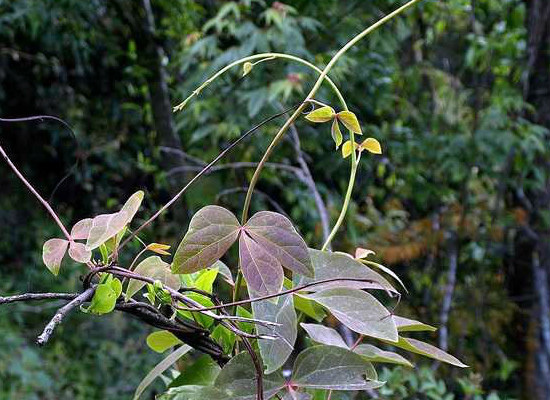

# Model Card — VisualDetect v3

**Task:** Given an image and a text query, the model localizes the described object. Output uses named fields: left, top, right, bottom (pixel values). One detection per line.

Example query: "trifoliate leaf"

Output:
left=331, top=119, right=343, bottom=149
left=305, top=106, right=335, bottom=123
left=336, top=111, right=362, bottom=134
left=42, top=238, right=69, bottom=276
left=359, top=138, right=382, bottom=154
left=341, top=140, right=358, bottom=158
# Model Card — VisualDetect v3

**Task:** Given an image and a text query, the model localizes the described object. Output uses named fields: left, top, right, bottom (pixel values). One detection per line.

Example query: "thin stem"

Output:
left=0, top=144, right=71, bottom=240
left=240, top=0, right=421, bottom=229
left=0, top=293, right=78, bottom=304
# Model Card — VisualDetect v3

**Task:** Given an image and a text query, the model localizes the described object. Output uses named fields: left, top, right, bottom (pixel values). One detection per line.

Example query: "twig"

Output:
left=36, top=287, right=96, bottom=346
left=0, top=292, right=78, bottom=304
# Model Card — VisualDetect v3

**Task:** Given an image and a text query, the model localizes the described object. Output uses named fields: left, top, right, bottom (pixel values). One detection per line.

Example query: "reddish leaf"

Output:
left=42, top=238, right=69, bottom=276
left=68, top=241, right=92, bottom=263
left=70, top=218, right=93, bottom=240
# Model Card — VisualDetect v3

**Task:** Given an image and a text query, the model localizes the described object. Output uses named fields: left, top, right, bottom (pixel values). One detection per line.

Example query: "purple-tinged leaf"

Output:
left=244, top=211, right=313, bottom=277
left=239, top=233, right=283, bottom=297
left=42, top=238, right=69, bottom=276
left=393, top=316, right=437, bottom=332
left=382, top=336, right=468, bottom=367
left=354, top=344, right=413, bottom=368
left=86, top=191, right=144, bottom=250
left=305, top=288, right=398, bottom=342
left=300, top=323, right=348, bottom=349
left=68, top=241, right=92, bottom=263
left=282, top=390, right=312, bottom=400
left=291, top=345, right=382, bottom=391
left=253, top=294, right=297, bottom=373
left=172, top=206, right=240, bottom=274
left=126, top=256, right=181, bottom=300
left=295, top=249, right=397, bottom=294
left=70, top=218, right=93, bottom=240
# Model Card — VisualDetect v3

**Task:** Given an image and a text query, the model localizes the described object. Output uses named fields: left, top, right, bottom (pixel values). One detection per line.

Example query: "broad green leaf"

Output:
left=383, top=336, right=468, bottom=367
left=147, top=330, right=183, bottom=353
left=133, top=345, right=191, bottom=400
left=242, top=61, right=253, bottom=76
left=68, top=241, right=92, bottom=263
left=341, top=140, right=358, bottom=158
left=194, top=267, right=219, bottom=293
left=172, top=206, right=240, bottom=274
left=295, top=249, right=397, bottom=294
left=177, top=293, right=215, bottom=328
left=336, top=111, right=362, bottom=134
left=305, top=106, right=335, bottom=123
left=239, top=233, right=283, bottom=297
left=86, top=191, right=144, bottom=250
left=293, top=294, right=326, bottom=322
left=211, top=325, right=236, bottom=354
left=147, top=242, right=171, bottom=255
left=111, top=277, right=123, bottom=298
left=42, top=238, right=69, bottom=276
left=70, top=218, right=92, bottom=240
left=359, top=137, right=382, bottom=154
left=300, top=323, right=348, bottom=348
left=85, top=282, right=118, bottom=315
left=354, top=344, right=413, bottom=368
left=291, top=345, right=382, bottom=390
left=244, top=211, right=313, bottom=277
left=331, top=119, right=343, bottom=149
left=252, top=294, right=297, bottom=373
left=126, top=256, right=181, bottom=300
left=168, top=355, right=221, bottom=388
left=393, top=316, right=437, bottom=332
left=306, top=288, right=398, bottom=342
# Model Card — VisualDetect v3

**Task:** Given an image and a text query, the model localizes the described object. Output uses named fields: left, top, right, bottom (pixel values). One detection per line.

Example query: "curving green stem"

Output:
left=173, top=52, right=347, bottom=112
left=241, top=0, right=422, bottom=240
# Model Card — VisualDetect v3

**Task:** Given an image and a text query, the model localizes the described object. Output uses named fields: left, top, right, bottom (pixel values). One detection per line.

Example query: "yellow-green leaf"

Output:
left=342, top=140, right=358, bottom=158
left=146, top=330, right=183, bottom=353
left=336, top=111, right=362, bottom=134
left=359, top=138, right=382, bottom=154
left=242, top=61, right=253, bottom=77
left=147, top=243, right=171, bottom=256
left=305, top=106, right=335, bottom=123
left=331, top=119, right=343, bottom=149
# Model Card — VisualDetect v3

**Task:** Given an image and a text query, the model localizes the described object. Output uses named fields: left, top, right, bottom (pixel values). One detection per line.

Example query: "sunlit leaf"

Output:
left=86, top=191, right=144, bottom=250
left=42, top=238, right=69, bottom=276
left=68, top=241, right=92, bottom=263
left=194, top=267, right=219, bottom=293
left=354, top=344, right=413, bottom=368
left=383, top=336, right=468, bottom=367
left=253, top=294, right=297, bottom=373
left=393, top=316, right=437, bottom=332
left=341, top=140, right=358, bottom=158
left=133, top=345, right=191, bottom=400
left=305, top=106, right=335, bottom=123
left=359, top=138, right=382, bottom=154
left=70, top=218, right=92, bottom=240
left=85, top=282, right=118, bottom=315
left=300, top=323, right=348, bottom=348
left=244, top=211, right=313, bottom=277
left=126, top=256, right=181, bottom=300
left=336, top=111, right=362, bottom=134
left=295, top=249, right=397, bottom=294
left=291, top=345, right=382, bottom=390
left=147, top=330, right=183, bottom=353
left=330, top=119, right=343, bottom=149
left=306, top=288, right=398, bottom=342
left=239, top=233, right=283, bottom=297
left=147, top=243, right=171, bottom=256
left=172, top=206, right=240, bottom=274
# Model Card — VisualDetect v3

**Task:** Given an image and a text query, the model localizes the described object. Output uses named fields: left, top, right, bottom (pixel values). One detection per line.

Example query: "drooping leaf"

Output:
left=336, top=111, right=362, bottom=134
left=393, top=316, right=437, bottom=332
left=239, top=233, right=284, bottom=297
left=147, top=243, right=171, bottom=255
left=295, top=249, right=397, bottom=294
left=133, top=345, right=192, bottom=400
left=305, top=106, right=335, bottom=123
left=70, top=218, right=92, bottom=240
left=42, top=238, right=69, bottom=276
left=68, top=241, right=92, bottom=263
left=383, top=336, right=468, bottom=367
left=172, top=206, right=240, bottom=274
left=354, top=344, right=413, bottom=368
left=147, top=330, right=183, bottom=353
left=330, top=119, right=343, bottom=149
left=341, top=140, right=358, bottom=158
left=253, top=294, right=297, bottom=373
left=291, top=345, right=382, bottom=391
left=359, top=137, right=382, bottom=154
left=244, top=211, right=313, bottom=277
left=126, top=256, right=181, bottom=300
left=306, top=288, right=398, bottom=342
left=300, top=323, right=348, bottom=348
left=168, top=355, right=221, bottom=388
left=86, top=191, right=144, bottom=250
